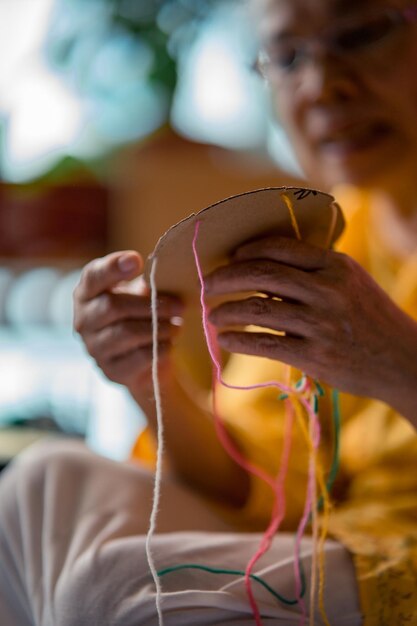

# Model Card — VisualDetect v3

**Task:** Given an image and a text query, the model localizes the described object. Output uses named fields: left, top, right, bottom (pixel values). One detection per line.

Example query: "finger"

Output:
left=204, top=260, right=313, bottom=303
left=75, top=251, right=143, bottom=301
left=75, top=292, right=183, bottom=333
left=217, top=330, right=312, bottom=373
left=102, top=342, right=171, bottom=384
left=209, top=297, right=314, bottom=338
left=86, top=319, right=176, bottom=361
left=234, top=236, right=330, bottom=271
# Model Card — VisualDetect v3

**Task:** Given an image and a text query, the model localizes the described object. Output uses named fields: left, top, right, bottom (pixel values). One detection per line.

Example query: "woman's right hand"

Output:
left=73, top=251, right=184, bottom=389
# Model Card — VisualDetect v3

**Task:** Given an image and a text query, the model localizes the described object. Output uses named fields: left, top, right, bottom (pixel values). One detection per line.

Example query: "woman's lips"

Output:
left=315, top=122, right=394, bottom=158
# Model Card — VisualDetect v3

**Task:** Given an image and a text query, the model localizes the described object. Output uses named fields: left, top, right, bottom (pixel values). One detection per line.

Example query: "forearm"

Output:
left=129, top=369, right=250, bottom=508
left=376, top=315, right=417, bottom=427
left=381, top=361, right=417, bottom=427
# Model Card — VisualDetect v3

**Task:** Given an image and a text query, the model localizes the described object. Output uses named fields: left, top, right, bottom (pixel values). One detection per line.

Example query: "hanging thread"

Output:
left=192, top=219, right=329, bottom=626
left=151, top=192, right=341, bottom=626
left=146, top=256, right=165, bottom=626
left=291, top=385, right=333, bottom=626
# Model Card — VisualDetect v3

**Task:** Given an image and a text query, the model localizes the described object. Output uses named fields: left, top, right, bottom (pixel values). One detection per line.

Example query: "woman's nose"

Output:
left=297, top=45, right=360, bottom=104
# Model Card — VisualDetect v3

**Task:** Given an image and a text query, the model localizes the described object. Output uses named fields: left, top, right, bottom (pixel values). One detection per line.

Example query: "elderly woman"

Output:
left=1, top=0, right=417, bottom=624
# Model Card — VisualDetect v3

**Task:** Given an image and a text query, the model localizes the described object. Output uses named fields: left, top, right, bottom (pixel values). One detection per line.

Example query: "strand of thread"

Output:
left=146, top=256, right=165, bottom=626
left=192, top=220, right=323, bottom=626
left=149, top=190, right=337, bottom=625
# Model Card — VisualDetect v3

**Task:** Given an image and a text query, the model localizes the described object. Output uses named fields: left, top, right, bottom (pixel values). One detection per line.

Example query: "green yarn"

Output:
left=157, top=561, right=306, bottom=606
left=316, top=388, right=341, bottom=512
left=157, top=388, right=342, bottom=608
left=327, top=389, right=341, bottom=494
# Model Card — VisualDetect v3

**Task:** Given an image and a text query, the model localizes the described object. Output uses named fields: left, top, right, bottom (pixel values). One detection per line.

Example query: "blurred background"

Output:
left=0, top=0, right=302, bottom=468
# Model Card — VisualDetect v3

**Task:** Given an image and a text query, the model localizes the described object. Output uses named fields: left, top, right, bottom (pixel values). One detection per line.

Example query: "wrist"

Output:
left=377, top=317, right=417, bottom=425
left=127, top=357, right=178, bottom=413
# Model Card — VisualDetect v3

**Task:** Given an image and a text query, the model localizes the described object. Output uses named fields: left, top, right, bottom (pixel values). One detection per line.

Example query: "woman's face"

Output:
left=255, top=0, right=417, bottom=190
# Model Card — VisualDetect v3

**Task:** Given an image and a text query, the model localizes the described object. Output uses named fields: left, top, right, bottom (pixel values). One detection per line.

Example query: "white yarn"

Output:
left=145, top=256, right=165, bottom=626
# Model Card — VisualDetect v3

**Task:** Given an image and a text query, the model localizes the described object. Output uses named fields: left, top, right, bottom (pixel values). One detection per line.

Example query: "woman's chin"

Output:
left=303, top=134, right=411, bottom=191
left=302, top=155, right=406, bottom=192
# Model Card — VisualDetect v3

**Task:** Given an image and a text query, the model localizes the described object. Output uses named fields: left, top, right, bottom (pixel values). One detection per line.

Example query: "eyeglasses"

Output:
left=255, top=4, right=417, bottom=83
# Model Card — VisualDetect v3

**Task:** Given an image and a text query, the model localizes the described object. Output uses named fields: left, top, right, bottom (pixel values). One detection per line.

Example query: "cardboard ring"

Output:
left=145, top=186, right=344, bottom=297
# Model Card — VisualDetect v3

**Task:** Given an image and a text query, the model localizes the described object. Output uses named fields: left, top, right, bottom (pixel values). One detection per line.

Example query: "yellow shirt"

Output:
left=133, top=187, right=417, bottom=625
left=215, top=186, right=417, bottom=625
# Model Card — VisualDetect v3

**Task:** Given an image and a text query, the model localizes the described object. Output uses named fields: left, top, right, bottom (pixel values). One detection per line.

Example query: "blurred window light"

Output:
left=90, top=34, right=155, bottom=91
left=5, top=268, right=62, bottom=327
left=118, top=0, right=162, bottom=23
left=0, top=0, right=284, bottom=181
left=0, top=327, right=144, bottom=454
left=2, top=62, right=83, bottom=181
left=267, top=121, right=303, bottom=178
left=49, top=269, right=83, bottom=330
left=0, top=0, right=55, bottom=97
left=90, top=82, right=169, bottom=144
left=194, top=45, right=243, bottom=119
left=171, top=4, right=268, bottom=150
left=47, top=0, right=111, bottom=50
left=157, top=1, right=194, bottom=35
left=0, top=352, right=38, bottom=415
left=0, top=269, right=14, bottom=324
left=0, top=333, right=93, bottom=434
left=0, top=0, right=85, bottom=182
left=86, top=370, right=145, bottom=461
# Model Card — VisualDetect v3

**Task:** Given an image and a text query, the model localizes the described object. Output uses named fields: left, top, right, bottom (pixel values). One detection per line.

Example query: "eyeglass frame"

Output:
left=254, top=3, right=417, bottom=83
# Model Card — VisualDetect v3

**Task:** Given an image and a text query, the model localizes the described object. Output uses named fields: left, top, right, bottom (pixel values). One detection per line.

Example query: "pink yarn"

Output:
left=191, top=221, right=320, bottom=437
left=192, top=220, right=321, bottom=625
left=293, top=383, right=320, bottom=626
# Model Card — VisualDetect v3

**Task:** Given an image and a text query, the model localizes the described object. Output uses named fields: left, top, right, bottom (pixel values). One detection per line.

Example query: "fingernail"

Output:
left=118, top=254, right=138, bottom=274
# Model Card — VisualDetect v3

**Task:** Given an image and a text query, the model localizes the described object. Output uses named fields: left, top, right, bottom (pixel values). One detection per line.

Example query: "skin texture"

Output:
left=73, top=251, right=250, bottom=506
left=207, top=236, right=417, bottom=423
left=73, top=251, right=180, bottom=388
left=206, top=0, right=417, bottom=423
left=73, top=0, right=417, bottom=502
left=254, top=0, right=417, bottom=193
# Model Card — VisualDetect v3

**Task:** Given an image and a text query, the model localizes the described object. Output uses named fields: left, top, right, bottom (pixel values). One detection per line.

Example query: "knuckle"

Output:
left=246, top=297, right=270, bottom=318
left=109, top=322, right=129, bottom=343
left=97, top=292, right=114, bottom=320
left=73, top=304, right=88, bottom=334
left=280, top=237, right=299, bottom=252
left=316, top=245, right=330, bottom=265
left=256, top=332, right=278, bottom=355
left=100, top=362, right=120, bottom=384
left=82, top=256, right=109, bottom=295
left=332, top=251, right=356, bottom=277
left=80, top=260, right=96, bottom=291
left=247, top=261, right=275, bottom=282
left=97, top=325, right=123, bottom=354
left=73, top=312, right=83, bottom=334
left=72, top=281, right=82, bottom=303
left=83, top=335, right=99, bottom=360
left=85, top=272, right=100, bottom=297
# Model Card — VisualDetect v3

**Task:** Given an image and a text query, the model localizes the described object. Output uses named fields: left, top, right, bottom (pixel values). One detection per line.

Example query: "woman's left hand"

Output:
left=206, top=236, right=417, bottom=411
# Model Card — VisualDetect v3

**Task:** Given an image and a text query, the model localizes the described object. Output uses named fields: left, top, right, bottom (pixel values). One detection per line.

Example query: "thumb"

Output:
left=78, top=251, right=143, bottom=300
